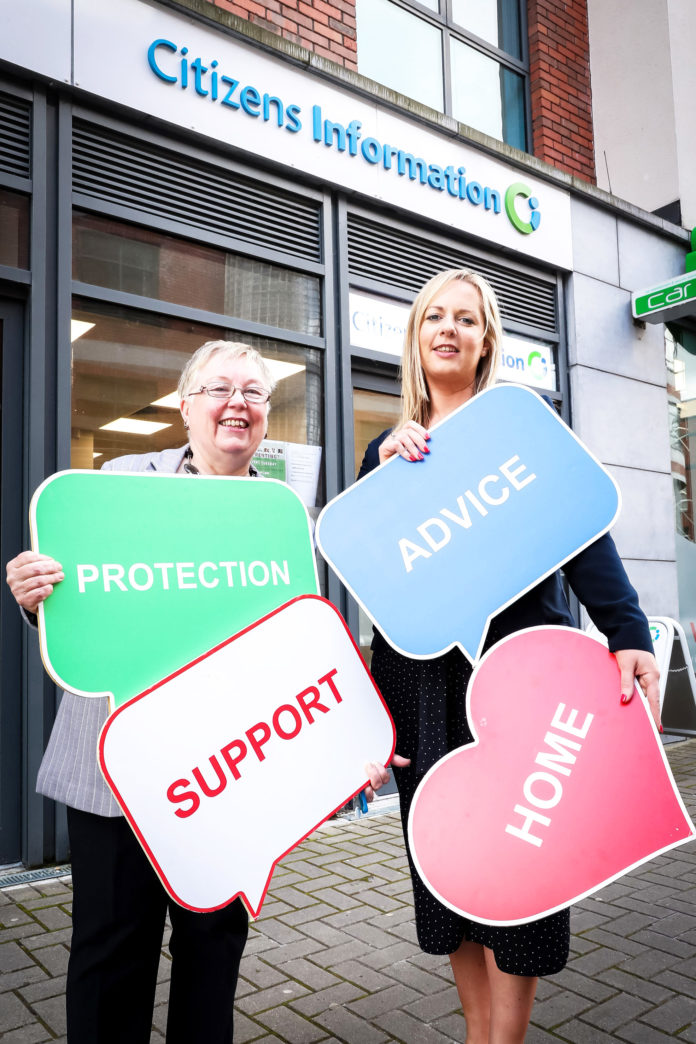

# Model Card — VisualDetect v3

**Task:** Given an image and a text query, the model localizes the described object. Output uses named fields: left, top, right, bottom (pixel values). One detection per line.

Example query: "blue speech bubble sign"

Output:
left=316, top=385, right=620, bottom=663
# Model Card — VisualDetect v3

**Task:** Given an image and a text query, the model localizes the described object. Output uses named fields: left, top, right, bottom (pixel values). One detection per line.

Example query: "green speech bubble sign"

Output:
left=31, top=472, right=318, bottom=708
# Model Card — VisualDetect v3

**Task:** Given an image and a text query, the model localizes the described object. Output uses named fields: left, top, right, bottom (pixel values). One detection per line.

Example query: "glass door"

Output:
left=351, top=369, right=401, bottom=801
left=352, top=376, right=401, bottom=667
left=0, top=298, right=24, bottom=865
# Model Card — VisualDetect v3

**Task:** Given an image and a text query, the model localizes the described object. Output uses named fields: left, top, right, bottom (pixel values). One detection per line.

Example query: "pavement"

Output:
left=3, top=738, right=696, bottom=1043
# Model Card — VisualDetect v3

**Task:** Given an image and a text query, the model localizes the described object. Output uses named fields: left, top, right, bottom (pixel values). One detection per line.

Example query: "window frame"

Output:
left=357, top=0, right=531, bottom=151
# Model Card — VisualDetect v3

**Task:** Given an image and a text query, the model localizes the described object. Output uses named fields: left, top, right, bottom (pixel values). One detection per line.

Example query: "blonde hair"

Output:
left=398, top=269, right=502, bottom=428
left=178, top=341, right=277, bottom=400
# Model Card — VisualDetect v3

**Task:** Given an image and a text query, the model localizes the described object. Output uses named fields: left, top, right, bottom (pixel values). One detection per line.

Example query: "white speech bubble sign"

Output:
left=98, top=595, right=395, bottom=915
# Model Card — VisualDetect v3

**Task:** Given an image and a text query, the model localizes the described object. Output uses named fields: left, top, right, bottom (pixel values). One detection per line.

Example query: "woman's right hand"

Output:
left=378, top=422, right=431, bottom=464
left=6, top=551, right=64, bottom=612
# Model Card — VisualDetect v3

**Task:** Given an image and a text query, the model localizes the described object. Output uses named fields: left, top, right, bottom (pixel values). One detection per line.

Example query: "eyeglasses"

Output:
left=188, top=382, right=271, bottom=404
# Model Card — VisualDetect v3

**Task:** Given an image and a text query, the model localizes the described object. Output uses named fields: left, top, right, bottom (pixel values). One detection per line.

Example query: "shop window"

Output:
left=356, top=0, right=444, bottom=112
left=70, top=299, right=325, bottom=511
left=451, top=0, right=522, bottom=58
left=73, top=213, right=322, bottom=337
left=0, top=188, right=29, bottom=269
left=450, top=39, right=526, bottom=151
left=667, top=329, right=696, bottom=542
left=352, top=380, right=401, bottom=668
left=356, top=0, right=527, bottom=150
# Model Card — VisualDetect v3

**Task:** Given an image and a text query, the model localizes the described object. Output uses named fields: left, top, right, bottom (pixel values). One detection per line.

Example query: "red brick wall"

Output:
left=527, top=0, right=595, bottom=183
left=202, top=0, right=357, bottom=67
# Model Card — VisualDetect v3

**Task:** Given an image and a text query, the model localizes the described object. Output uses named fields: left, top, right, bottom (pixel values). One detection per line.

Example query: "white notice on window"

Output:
left=253, top=441, right=323, bottom=508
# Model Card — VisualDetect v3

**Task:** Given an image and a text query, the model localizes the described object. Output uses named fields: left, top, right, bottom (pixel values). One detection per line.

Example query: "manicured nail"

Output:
left=417, top=452, right=424, bottom=460
left=409, top=454, right=417, bottom=461
left=423, top=446, right=430, bottom=454
left=659, top=725, right=664, bottom=734
left=620, top=694, right=630, bottom=704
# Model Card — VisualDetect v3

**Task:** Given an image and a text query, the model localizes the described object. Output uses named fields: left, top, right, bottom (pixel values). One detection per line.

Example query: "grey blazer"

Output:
left=36, top=446, right=190, bottom=816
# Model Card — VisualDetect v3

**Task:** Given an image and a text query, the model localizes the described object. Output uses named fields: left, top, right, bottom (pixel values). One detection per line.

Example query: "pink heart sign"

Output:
left=408, top=626, right=695, bottom=926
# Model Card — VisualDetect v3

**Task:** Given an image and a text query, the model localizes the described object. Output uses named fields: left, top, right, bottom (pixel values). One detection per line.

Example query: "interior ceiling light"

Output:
left=266, top=360, right=306, bottom=381
left=71, top=320, right=95, bottom=342
left=100, top=418, right=172, bottom=436
left=150, top=360, right=306, bottom=410
left=150, top=392, right=181, bottom=409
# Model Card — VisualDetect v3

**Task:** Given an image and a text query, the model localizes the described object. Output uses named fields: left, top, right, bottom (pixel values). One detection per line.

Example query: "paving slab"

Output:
left=2, top=739, right=696, bottom=1040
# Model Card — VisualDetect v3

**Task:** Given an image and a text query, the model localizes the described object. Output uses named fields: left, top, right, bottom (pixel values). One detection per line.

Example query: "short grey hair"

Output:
left=178, top=341, right=277, bottom=400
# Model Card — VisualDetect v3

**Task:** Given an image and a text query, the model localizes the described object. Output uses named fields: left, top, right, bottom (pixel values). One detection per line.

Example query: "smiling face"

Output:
left=180, top=353, right=270, bottom=476
left=418, top=279, right=488, bottom=400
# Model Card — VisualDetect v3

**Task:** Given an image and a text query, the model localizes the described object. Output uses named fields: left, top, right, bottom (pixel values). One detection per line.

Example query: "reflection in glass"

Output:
left=356, top=0, right=444, bottom=111
left=451, top=0, right=523, bottom=58
left=73, top=213, right=321, bottom=336
left=667, top=329, right=696, bottom=541
left=70, top=300, right=325, bottom=514
left=352, top=386, right=401, bottom=666
left=450, top=38, right=526, bottom=148
left=0, top=189, right=29, bottom=269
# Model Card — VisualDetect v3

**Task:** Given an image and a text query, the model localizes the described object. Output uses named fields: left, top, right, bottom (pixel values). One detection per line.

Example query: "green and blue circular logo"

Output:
left=505, top=182, right=541, bottom=234
left=527, top=350, right=547, bottom=381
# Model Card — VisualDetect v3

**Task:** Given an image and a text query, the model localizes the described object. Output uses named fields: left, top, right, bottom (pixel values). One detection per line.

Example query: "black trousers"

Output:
left=66, top=806, right=249, bottom=1044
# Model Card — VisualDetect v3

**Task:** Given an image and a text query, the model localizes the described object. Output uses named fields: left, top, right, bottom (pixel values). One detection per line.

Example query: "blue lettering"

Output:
left=145, top=55, right=505, bottom=216
left=346, top=120, right=362, bottom=156
left=240, top=85, right=261, bottom=116
left=361, top=138, right=382, bottom=164
left=466, top=181, right=483, bottom=205
left=397, top=151, right=428, bottom=184
left=190, top=56, right=208, bottom=97
left=484, top=187, right=501, bottom=213
left=428, top=164, right=445, bottom=190
left=503, top=354, right=524, bottom=371
left=285, top=104, right=302, bottom=133
left=263, top=93, right=284, bottom=126
left=324, top=119, right=347, bottom=151
left=221, top=76, right=240, bottom=109
left=382, top=144, right=398, bottom=171
left=444, top=166, right=459, bottom=197
left=147, top=39, right=177, bottom=83
left=312, top=104, right=322, bottom=142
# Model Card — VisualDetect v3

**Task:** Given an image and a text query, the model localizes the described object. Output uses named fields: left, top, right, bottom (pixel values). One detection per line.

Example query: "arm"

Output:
left=564, top=534, right=661, bottom=729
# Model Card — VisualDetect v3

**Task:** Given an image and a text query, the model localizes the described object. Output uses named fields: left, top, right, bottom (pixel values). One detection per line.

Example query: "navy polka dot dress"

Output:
left=370, top=630, right=570, bottom=976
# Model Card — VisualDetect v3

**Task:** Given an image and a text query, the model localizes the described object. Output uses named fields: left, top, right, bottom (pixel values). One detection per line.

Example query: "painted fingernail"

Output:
left=620, top=694, right=630, bottom=704
left=423, top=446, right=430, bottom=454
left=417, top=452, right=424, bottom=461
left=409, top=454, right=417, bottom=461
left=659, top=725, right=664, bottom=734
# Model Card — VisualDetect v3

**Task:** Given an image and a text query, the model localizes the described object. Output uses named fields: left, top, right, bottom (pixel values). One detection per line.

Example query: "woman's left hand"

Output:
left=364, top=754, right=411, bottom=802
left=615, top=649, right=661, bottom=731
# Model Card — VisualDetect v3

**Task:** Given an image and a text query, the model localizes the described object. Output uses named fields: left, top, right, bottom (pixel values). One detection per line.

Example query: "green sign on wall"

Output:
left=632, top=270, right=696, bottom=324
left=632, top=228, right=696, bottom=325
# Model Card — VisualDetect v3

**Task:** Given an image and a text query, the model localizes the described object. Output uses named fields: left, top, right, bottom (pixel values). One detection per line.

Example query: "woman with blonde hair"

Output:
left=361, top=269, right=660, bottom=1043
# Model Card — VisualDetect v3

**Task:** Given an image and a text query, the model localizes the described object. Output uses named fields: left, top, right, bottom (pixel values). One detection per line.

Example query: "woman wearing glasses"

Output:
left=6, top=341, right=274, bottom=1044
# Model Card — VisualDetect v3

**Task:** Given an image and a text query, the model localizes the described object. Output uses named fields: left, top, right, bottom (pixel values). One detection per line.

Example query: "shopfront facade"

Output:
left=0, top=0, right=688, bottom=868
